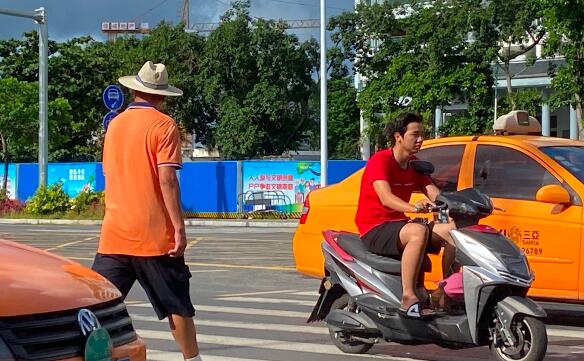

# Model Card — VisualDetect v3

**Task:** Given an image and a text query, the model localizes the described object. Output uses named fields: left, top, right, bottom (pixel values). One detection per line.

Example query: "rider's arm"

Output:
left=373, top=180, right=419, bottom=213
left=424, top=183, right=440, bottom=202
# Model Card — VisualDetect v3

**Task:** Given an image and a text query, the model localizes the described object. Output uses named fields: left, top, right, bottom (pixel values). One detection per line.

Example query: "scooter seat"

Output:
left=337, top=233, right=402, bottom=274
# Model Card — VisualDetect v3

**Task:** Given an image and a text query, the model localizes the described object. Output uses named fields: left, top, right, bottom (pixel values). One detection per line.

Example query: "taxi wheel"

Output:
left=327, top=294, right=375, bottom=354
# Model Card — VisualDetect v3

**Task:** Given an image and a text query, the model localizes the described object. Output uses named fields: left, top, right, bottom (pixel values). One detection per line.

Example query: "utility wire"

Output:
left=260, top=0, right=352, bottom=11
left=131, top=0, right=172, bottom=23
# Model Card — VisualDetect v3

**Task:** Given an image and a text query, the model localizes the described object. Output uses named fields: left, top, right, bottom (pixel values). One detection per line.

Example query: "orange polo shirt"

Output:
left=98, top=102, right=183, bottom=256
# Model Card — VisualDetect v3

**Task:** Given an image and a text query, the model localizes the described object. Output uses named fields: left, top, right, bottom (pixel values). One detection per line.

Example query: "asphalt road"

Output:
left=1, top=223, right=584, bottom=361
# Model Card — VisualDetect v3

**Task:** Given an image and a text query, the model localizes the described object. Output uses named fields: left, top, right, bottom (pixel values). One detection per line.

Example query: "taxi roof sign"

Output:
left=493, top=110, right=542, bottom=135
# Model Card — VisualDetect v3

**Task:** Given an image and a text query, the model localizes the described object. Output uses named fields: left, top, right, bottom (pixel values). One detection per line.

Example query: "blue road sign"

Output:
left=102, top=111, right=118, bottom=131
left=102, top=85, right=124, bottom=110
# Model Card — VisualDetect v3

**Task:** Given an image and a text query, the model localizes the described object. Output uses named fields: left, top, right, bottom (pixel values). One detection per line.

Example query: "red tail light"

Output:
left=299, top=194, right=310, bottom=224
left=322, top=230, right=354, bottom=261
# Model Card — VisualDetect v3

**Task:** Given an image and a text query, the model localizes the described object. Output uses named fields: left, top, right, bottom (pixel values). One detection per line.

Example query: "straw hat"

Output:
left=118, top=61, right=183, bottom=97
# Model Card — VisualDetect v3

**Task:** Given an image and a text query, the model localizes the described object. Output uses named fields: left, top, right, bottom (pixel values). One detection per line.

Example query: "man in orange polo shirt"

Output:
left=93, top=61, right=202, bottom=361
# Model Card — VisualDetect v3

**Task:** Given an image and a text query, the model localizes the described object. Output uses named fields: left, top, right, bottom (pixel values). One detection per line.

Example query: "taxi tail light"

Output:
left=322, top=230, right=354, bottom=261
left=299, top=194, right=310, bottom=224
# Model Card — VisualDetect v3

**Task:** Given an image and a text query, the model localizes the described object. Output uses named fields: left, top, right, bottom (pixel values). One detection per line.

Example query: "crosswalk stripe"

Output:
left=547, top=328, right=584, bottom=339
left=215, top=296, right=315, bottom=306
left=128, top=303, right=308, bottom=318
left=131, top=314, right=328, bottom=334
left=290, top=291, right=319, bottom=297
left=128, top=303, right=584, bottom=340
left=147, top=350, right=265, bottom=361
left=220, top=289, right=298, bottom=297
left=137, top=330, right=415, bottom=360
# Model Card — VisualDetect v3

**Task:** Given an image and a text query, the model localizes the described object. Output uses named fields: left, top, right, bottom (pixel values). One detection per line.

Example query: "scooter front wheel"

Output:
left=490, top=315, right=547, bottom=361
left=327, top=294, right=375, bottom=354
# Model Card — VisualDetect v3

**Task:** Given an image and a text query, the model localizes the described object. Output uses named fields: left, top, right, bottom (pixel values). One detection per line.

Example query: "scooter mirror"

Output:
left=410, top=160, right=434, bottom=175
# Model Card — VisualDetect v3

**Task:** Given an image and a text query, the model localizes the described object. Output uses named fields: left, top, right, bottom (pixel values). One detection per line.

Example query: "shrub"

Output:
left=70, top=190, right=104, bottom=213
left=0, top=188, right=25, bottom=215
left=25, top=182, right=70, bottom=215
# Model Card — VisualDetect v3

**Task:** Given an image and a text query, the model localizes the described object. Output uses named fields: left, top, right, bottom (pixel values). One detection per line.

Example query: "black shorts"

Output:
left=362, top=219, right=439, bottom=259
left=92, top=253, right=195, bottom=320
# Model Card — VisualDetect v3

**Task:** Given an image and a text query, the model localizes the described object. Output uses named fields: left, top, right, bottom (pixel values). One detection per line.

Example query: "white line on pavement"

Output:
left=215, top=296, right=314, bottom=307
left=137, top=330, right=414, bottom=360
left=147, top=350, right=267, bottom=361
left=131, top=314, right=328, bottom=334
left=547, top=328, right=584, bottom=339
left=290, top=291, right=319, bottom=297
left=219, top=290, right=298, bottom=298
left=128, top=303, right=308, bottom=318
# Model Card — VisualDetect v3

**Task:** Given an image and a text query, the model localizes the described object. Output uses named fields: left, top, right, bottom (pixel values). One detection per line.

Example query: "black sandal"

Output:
left=398, top=301, right=436, bottom=320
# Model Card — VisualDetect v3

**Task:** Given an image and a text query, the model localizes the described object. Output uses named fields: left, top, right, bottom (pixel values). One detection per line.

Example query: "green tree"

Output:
left=488, top=0, right=546, bottom=109
left=0, top=33, right=127, bottom=161
left=199, top=1, right=315, bottom=159
left=327, top=79, right=360, bottom=159
left=0, top=77, right=72, bottom=189
left=138, top=22, right=209, bottom=144
left=330, top=0, right=497, bottom=146
left=0, top=24, right=210, bottom=160
left=543, top=0, right=584, bottom=136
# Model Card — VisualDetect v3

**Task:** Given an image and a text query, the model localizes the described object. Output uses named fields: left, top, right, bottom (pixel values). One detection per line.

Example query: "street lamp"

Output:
left=0, top=7, right=48, bottom=188
left=320, top=0, right=328, bottom=187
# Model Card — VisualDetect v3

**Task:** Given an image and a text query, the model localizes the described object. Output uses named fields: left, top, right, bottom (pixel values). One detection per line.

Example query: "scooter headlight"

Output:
left=453, top=231, right=507, bottom=274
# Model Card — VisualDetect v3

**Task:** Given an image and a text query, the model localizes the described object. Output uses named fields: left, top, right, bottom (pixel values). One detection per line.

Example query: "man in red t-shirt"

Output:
left=355, top=112, right=456, bottom=320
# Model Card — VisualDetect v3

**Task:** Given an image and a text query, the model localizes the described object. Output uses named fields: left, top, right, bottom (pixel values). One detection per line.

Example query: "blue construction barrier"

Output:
left=9, top=160, right=365, bottom=213
left=329, top=160, right=365, bottom=184
left=16, top=163, right=38, bottom=201
left=179, top=161, right=238, bottom=213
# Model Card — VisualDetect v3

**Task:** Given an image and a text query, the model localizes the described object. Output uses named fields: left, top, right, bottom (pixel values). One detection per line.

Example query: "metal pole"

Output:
left=0, top=7, right=48, bottom=188
left=36, top=7, right=48, bottom=187
left=541, top=103, right=550, bottom=136
left=494, top=64, right=498, bottom=123
left=570, top=105, right=578, bottom=140
left=320, top=0, right=328, bottom=187
left=0, top=7, right=37, bottom=19
left=434, top=106, right=442, bottom=137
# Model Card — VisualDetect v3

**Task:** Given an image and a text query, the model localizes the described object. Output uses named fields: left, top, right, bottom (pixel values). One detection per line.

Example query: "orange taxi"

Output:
left=293, top=111, right=584, bottom=303
left=0, top=238, right=146, bottom=360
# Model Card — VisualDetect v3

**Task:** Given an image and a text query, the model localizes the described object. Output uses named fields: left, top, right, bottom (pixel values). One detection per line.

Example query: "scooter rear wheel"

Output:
left=328, top=294, right=375, bottom=354
left=490, top=315, right=547, bottom=361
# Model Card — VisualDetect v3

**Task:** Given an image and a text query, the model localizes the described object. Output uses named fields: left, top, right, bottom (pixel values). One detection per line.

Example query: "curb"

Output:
left=0, top=218, right=299, bottom=228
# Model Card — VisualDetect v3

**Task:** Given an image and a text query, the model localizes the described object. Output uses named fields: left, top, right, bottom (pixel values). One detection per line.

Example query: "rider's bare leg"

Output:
left=416, top=269, right=429, bottom=302
left=432, top=222, right=457, bottom=278
left=398, top=223, right=432, bottom=313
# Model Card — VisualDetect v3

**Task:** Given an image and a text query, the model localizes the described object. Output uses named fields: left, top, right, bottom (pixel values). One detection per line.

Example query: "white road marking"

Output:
left=215, top=296, right=314, bottom=307
left=138, top=330, right=412, bottom=359
left=131, top=314, right=327, bottom=334
left=128, top=303, right=308, bottom=318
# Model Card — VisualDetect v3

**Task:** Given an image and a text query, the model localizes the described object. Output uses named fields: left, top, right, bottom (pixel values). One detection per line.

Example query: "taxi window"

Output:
left=473, top=145, right=560, bottom=201
left=416, top=145, right=464, bottom=192
left=540, top=146, right=584, bottom=184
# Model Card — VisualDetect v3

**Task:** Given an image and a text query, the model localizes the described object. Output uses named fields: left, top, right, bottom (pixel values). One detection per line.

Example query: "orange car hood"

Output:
left=0, top=239, right=121, bottom=317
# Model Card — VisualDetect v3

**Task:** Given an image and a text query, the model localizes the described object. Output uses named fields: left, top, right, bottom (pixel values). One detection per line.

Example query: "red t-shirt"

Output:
left=355, top=148, right=432, bottom=236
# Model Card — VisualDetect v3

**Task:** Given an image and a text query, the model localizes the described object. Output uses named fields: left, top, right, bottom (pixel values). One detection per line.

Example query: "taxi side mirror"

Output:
left=536, top=185, right=571, bottom=205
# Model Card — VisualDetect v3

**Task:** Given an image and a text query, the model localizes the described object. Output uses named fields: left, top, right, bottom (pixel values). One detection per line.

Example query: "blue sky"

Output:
left=0, top=0, right=355, bottom=42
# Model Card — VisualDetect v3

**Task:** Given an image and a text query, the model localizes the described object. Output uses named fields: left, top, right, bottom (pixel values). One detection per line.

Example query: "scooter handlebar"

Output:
left=428, top=202, right=447, bottom=212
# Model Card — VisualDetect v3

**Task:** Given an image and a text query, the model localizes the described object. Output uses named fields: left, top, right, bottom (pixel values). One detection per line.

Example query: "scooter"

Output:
left=308, top=163, right=548, bottom=361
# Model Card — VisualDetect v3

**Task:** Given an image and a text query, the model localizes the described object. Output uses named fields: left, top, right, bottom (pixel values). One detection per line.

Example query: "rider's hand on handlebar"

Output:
left=413, top=199, right=435, bottom=213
